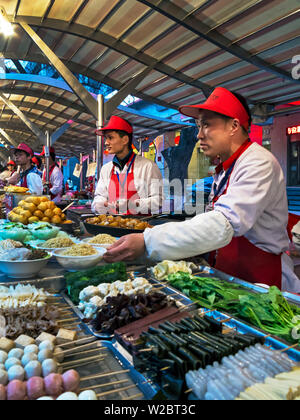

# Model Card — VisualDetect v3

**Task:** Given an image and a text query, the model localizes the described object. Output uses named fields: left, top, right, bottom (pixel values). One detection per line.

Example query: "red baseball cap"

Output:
left=179, top=87, right=250, bottom=131
left=40, top=146, right=55, bottom=156
left=95, top=116, right=133, bottom=136
left=32, top=156, right=39, bottom=165
left=7, top=160, right=16, bottom=166
left=13, top=143, right=34, bottom=157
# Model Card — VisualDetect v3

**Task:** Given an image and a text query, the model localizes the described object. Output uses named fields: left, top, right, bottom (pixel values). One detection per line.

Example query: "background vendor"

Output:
left=40, top=146, right=64, bottom=204
left=92, top=116, right=163, bottom=215
left=0, top=160, right=16, bottom=181
left=8, top=143, right=43, bottom=195
left=104, top=88, right=300, bottom=293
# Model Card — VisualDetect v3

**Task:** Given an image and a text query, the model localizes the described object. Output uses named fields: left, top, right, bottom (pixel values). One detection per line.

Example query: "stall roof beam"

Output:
left=0, top=127, right=19, bottom=148
left=14, top=17, right=213, bottom=99
left=0, top=73, right=191, bottom=127
left=137, top=0, right=299, bottom=85
left=20, top=22, right=99, bottom=120
left=104, top=66, right=154, bottom=120
left=0, top=91, right=45, bottom=146
left=12, top=60, right=26, bottom=74
left=51, top=122, right=74, bottom=144
left=3, top=52, right=179, bottom=112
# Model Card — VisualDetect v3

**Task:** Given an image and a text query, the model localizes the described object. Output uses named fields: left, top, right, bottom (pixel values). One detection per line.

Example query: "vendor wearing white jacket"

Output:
left=104, top=87, right=300, bottom=293
left=40, top=146, right=64, bottom=204
left=92, top=116, right=163, bottom=216
left=9, top=143, right=43, bottom=196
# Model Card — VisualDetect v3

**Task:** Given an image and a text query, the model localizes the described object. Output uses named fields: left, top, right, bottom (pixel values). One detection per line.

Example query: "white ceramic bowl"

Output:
left=0, top=254, right=52, bottom=279
left=35, top=240, right=79, bottom=254
left=53, top=248, right=106, bottom=271
left=81, top=238, right=116, bottom=250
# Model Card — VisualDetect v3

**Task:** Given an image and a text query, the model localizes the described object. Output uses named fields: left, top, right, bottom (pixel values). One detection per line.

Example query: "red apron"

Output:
left=210, top=140, right=282, bottom=289
left=108, top=154, right=142, bottom=215
left=43, top=165, right=58, bottom=200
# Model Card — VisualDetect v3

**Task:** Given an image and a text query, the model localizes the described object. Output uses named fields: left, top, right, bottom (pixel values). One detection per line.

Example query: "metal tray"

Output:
left=60, top=266, right=197, bottom=340
left=198, top=265, right=300, bottom=308
left=147, top=269, right=300, bottom=358
left=82, top=214, right=184, bottom=238
left=0, top=279, right=156, bottom=400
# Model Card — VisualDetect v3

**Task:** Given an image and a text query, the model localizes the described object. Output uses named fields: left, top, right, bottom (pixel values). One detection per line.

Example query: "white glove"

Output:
left=144, top=210, right=234, bottom=262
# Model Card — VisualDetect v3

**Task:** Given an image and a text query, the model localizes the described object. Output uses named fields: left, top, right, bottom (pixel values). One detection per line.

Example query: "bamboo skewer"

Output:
left=96, top=384, right=137, bottom=398
left=57, top=317, right=79, bottom=323
left=60, top=354, right=104, bottom=368
left=58, top=336, right=97, bottom=348
left=81, top=369, right=130, bottom=382
left=123, top=393, right=143, bottom=401
left=64, top=358, right=105, bottom=371
left=80, top=379, right=129, bottom=392
left=277, top=343, right=299, bottom=352
left=58, top=342, right=105, bottom=356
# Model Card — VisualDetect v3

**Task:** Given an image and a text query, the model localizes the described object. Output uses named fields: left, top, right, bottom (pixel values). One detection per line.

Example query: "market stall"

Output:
left=0, top=189, right=298, bottom=401
left=0, top=0, right=299, bottom=403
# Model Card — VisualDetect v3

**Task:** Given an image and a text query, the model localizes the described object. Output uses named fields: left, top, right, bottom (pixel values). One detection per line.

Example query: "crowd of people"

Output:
left=0, top=143, right=64, bottom=203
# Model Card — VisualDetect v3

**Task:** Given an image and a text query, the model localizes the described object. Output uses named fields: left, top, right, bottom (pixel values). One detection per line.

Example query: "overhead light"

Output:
left=0, top=6, right=13, bottom=36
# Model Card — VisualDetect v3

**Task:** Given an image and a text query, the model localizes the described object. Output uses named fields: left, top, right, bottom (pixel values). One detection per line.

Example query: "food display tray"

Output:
left=0, top=277, right=156, bottom=400
left=198, top=265, right=300, bottom=308
left=147, top=271, right=300, bottom=361
left=61, top=271, right=198, bottom=340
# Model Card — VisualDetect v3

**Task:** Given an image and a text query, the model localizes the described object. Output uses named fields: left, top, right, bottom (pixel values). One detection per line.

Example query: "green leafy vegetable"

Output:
left=167, top=272, right=300, bottom=344
left=65, top=262, right=127, bottom=304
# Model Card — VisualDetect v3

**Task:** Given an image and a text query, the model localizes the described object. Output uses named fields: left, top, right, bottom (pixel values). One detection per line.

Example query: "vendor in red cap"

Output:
left=0, top=159, right=16, bottom=181
left=92, top=115, right=163, bottom=215
left=104, top=87, right=299, bottom=293
left=8, top=143, right=43, bottom=195
left=40, top=146, right=64, bottom=203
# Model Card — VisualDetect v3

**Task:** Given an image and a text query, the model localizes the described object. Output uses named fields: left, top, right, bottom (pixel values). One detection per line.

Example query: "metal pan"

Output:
left=82, top=214, right=184, bottom=237
left=82, top=215, right=151, bottom=237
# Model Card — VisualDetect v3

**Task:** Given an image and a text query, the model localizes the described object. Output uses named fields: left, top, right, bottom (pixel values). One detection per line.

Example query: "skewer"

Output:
left=81, top=369, right=130, bottom=382
left=138, top=348, right=154, bottom=353
left=218, top=317, right=232, bottom=323
left=57, top=342, right=105, bottom=356
left=96, top=384, right=137, bottom=398
left=276, top=343, right=299, bottom=353
left=160, top=366, right=171, bottom=372
left=123, top=393, right=143, bottom=401
left=64, top=357, right=105, bottom=371
left=57, top=317, right=78, bottom=323
left=60, top=354, right=104, bottom=368
left=179, top=302, right=196, bottom=311
left=80, top=379, right=129, bottom=392
left=57, top=336, right=97, bottom=348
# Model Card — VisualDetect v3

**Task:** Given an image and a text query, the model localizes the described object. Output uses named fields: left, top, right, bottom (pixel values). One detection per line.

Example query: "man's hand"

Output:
left=103, top=233, right=146, bottom=262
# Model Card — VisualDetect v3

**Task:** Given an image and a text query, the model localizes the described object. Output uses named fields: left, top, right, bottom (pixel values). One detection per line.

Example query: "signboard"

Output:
left=287, top=125, right=300, bottom=135
left=73, top=163, right=82, bottom=178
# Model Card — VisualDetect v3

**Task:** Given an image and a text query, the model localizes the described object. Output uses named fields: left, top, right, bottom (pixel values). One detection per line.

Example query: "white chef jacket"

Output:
left=92, top=154, right=164, bottom=215
left=43, top=166, right=64, bottom=204
left=144, top=142, right=300, bottom=293
left=17, top=169, right=43, bottom=196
